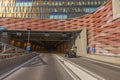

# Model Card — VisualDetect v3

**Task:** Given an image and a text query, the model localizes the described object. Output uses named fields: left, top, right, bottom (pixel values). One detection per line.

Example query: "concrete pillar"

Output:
left=112, top=0, right=120, bottom=19
left=74, top=29, right=87, bottom=57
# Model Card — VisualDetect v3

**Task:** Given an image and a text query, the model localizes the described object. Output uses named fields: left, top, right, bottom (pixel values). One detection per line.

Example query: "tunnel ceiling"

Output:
left=6, top=30, right=80, bottom=47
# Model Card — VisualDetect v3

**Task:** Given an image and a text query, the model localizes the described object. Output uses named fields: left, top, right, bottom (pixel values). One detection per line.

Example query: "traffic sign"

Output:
left=26, top=46, right=30, bottom=51
left=0, top=26, right=6, bottom=30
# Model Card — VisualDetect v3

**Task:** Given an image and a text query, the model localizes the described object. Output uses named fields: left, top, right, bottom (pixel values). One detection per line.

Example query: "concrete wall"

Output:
left=112, top=0, right=120, bottom=19
left=74, top=29, right=87, bottom=56
left=0, top=53, right=37, bottom=75
left=86, top=54, right=120, bottom=65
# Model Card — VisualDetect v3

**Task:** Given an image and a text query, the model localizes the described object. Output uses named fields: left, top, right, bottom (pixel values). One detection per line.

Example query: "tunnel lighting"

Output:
left=16, top=32, right=22, bottom=36
left=70, top=36, right=74, bottom=39
left=62, top=33, right=67, bottom=37
left=2, top=32, right=7, bottom=36
left=44, top=33, right=50, bottom=37
left=10, top=40, right=15, bottom=45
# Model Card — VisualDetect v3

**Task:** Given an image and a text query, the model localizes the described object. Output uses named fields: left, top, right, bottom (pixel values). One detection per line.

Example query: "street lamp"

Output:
left=27, top=28, right=31, bottom=43
left=26, top=28, right=31, bottom=51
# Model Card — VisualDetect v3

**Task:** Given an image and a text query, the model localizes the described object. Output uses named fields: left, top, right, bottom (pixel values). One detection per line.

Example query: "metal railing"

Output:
left=0, top=42, right=29, bottom=59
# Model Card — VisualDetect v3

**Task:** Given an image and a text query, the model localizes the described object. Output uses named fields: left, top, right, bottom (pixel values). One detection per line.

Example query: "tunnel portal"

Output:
left=3, top=30, right=81, bottom=53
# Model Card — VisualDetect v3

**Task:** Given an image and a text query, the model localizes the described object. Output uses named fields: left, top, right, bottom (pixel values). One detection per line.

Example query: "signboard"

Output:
left=0, top=26, right=6, bottom=31
left=26, top=46, right=30, bottom=51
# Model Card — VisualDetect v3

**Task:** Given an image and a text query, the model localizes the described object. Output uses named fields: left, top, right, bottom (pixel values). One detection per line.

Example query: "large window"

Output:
left=16, top=0, right=32, bottom=2
left=50, top=13, right=67, bottom=19
left=16, top=0, right=32, bottom=6
left=84, top=6, right=98, bottom=13
left=0, top=0, right=107, bottom=19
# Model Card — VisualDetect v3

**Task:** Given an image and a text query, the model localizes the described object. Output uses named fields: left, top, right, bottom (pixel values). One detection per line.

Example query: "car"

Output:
left=65, top=50, right=76, bottom=58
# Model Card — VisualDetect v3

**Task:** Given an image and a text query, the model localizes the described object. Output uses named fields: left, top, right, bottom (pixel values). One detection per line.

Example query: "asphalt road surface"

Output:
left=3, top=53, right=120, bottom=80
left=4, top=54, right=73, bottom=80
left=62, top=55, right=120, bottom=80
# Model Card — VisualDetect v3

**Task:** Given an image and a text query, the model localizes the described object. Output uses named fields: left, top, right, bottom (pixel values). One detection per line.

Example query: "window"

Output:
left=50, top=13, right=67, bottom=19
left=16, top=0, right=32, bottom=2
left=16, top=0, right=32, bottom=6
left=84, top=6, right=98, bottom=13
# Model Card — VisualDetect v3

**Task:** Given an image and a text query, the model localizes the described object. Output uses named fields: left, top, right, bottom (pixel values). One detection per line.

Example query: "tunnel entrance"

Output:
left=3, top=30, right=81, bottom=53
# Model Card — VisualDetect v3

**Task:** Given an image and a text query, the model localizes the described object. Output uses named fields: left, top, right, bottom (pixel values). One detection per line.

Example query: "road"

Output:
left=3, top=54, right=73, bottom=80
left=2, top=53, right=120, bottom=80
left=62, top=55, right=120, bottom=80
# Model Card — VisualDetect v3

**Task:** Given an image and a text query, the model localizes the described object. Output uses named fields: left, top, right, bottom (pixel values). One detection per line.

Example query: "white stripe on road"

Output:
left=56, top=55, right=105, bottom=80
left=56, top=56, right=80, bottom=80
left=0, top=55, right=39, bottom=80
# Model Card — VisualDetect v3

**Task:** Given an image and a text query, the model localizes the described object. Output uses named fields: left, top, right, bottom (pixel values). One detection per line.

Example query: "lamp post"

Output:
left=26, top=28, right=31, bottom=51
left=0, top=26, right=6, bottom=52
left=27, top=28, right=31, bottom=43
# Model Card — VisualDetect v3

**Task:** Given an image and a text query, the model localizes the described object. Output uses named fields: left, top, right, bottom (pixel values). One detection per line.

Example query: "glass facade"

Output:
left=0, top=0, right=107, bottom=19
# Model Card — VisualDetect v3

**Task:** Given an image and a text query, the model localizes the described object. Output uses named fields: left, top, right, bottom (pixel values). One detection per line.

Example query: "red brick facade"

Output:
left=0, top=0, right=120, bottom=56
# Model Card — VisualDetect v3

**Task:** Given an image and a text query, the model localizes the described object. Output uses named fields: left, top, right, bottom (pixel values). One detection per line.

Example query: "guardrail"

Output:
left=0, top=53, right=37, bottom=75
left=0, top=42, right=30, bottom=59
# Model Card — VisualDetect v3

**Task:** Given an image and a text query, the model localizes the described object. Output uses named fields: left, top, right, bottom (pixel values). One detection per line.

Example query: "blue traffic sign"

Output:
left=26, top=46, right=30, bottom=51
left=0, top=26, right=6, bottom=30
left=92, top=48, right=96, bottom=53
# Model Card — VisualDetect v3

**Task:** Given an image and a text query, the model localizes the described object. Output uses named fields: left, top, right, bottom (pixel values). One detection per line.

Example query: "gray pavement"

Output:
left=61, top=54, right=120, bottom=80
left=2, top=53, right=120, bottom=80
left=3, top=54, right=73, bottom=80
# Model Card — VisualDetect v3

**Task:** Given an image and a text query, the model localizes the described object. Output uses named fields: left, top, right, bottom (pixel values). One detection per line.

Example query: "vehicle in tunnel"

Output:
left=65, top=50, right=76, bottom=58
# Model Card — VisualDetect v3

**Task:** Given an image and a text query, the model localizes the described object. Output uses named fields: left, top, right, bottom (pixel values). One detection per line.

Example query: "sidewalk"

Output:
left=86, top=54, right=120, bottom=65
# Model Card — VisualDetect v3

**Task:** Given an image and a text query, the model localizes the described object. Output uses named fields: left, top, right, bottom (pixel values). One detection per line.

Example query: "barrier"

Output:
left=0, top=53, right=37, bottom=75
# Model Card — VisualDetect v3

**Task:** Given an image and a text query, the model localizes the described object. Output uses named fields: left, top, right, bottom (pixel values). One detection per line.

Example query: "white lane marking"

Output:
left=0, top=55, right=39, bottom=80
left=56, top=57, right=80, bottom=80
left=4, top=68, right=29, bottom=80
left=82, top=57, right=120, bottom=69
left=56, top=55, right=98, bottom=80
left=56, top=55, right=105, bottom=80
left=64, top=61, right=97, bottom=80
